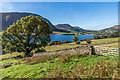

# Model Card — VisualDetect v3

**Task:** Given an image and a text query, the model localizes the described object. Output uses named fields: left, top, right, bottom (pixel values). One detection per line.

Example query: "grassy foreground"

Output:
left=1, top=54, right=119, bottom=79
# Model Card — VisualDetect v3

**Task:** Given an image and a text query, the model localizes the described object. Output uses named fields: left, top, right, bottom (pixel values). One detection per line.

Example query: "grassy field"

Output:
left=91, top=37, right=118, bottom=44
left=0, top=52, right=24, bottom=60
left=52, top=31, right=75, bottom=35
left=81, top=37, right=118, bottom=44
left=0, top=37, right=119, bottom=79
left=45, top=43, right=80, bottom=51
left=1, top=54, right=119, bottom=79
left=80, top=37, right=118, bottom=48
left=95, top=43, right=118, bottom=48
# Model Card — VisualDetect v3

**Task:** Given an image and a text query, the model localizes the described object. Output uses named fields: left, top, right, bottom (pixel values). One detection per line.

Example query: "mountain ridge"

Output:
left=1, top=12, right=119, bottom=33
left=0, top=12, right=58, bottom=31
left=99, top=25, right=120, bottom=33
left=55, top=24, right=89, bottom=32
left=1, top=12, right=86, bottom=33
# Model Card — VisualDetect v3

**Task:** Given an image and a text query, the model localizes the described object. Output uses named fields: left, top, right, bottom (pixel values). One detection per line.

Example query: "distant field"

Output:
left=81, top=37, right=118, bottom=47
left=45, top=43, right=80, bottom=51
left=52, top=31, right=74, bottom=35
left=95, top=42, right=118, bottom=48
left=92, top=37, right=118, bottom=44
left=81, top=37, right=118, bottom=44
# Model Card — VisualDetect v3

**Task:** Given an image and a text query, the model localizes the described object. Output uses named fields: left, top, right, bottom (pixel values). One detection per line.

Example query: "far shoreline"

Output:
left=51, top=32, right=94, bottom=35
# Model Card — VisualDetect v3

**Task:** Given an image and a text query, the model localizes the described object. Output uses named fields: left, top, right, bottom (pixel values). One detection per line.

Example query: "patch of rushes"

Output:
left=45, top=61, right=119, bottom=78
left=21, top=52, right=89, bottom=65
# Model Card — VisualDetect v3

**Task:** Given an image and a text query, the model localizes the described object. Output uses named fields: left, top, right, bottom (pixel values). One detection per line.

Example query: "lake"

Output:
left=50, top=34, right=94, bottom=42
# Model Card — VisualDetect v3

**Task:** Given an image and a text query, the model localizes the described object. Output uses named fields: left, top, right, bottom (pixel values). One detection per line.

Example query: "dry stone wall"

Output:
left=33, top=45, right=93, bottom=56
left=94, top=46, right=118, bottom=56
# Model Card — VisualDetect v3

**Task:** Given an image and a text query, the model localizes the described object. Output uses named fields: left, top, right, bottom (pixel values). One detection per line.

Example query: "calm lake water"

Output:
left=50, top=34, right=94, bottom=42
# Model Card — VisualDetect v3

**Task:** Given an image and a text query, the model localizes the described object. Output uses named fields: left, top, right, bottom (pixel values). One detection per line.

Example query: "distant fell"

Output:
left=99, top=25, right=120, bottom=33
left=0, top=12, right=58, bottom=31
left=55, top=24, right=89, bottom=32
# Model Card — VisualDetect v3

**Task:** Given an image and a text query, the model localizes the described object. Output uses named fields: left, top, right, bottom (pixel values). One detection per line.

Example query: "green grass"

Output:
left=80, top=37, right=118, bottom=48
left=92, top=37, right=118, bottom=44
left=81, top=37, right=118, bottom=45
left=95, top=43, right=118, bottom=48
left=45, top=43, right=80, bottom=51
left=52, top=31, right=74, bottom=35
left=1, top=55, right=119, bottom=79
left=1, top=58, right=20, bottom=65
left=0, top=52, right=24, bottom=60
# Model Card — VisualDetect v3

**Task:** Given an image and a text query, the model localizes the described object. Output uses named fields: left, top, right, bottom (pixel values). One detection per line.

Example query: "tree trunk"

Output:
left=24, top=50, right=33, bottom=57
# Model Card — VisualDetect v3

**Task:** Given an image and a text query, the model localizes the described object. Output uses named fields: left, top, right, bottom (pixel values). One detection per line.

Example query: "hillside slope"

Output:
left=99, top=25, right=120, bottom=33
left=55, top=24, right=88, bottom=32
left=0, top=12, right=58, bottom=31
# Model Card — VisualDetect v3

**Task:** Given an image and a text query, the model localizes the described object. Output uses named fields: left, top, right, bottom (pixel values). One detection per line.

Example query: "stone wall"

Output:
left=94, top=46, right=118, bottom=56
left=33, top=45, right=93, bottom=56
